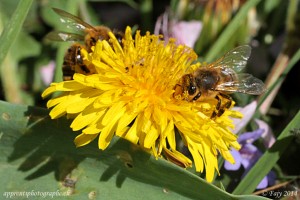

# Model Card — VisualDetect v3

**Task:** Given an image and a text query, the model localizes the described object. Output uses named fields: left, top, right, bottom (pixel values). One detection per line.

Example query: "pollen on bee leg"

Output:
left=173, top=93, right=182, bottom=100
left=173, top=84, right=183, bottom=100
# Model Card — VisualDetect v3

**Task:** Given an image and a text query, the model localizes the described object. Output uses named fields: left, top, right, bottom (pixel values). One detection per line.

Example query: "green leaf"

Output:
left=0, top=100, right=268, bottom=199
left=13, top=32, right=41, bottom=61
left=0, top=0, right=33, bottom=67
left=233, top=110, right=300, bottom=194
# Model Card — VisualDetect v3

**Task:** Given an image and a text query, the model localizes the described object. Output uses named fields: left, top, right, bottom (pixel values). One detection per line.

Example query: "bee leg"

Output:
left=211, top=94, right=232, bottom=118
left=210, top=95, right=221, bottom=119
left=219, top=93, right=232, bottom=108
left=192, top=91, right=201, bottom=101
left=216, top=95, right=224, bottom=117
left=215, top=95, right=221, bottom=110
left=211, top=111, right=217, bottom=119
left=217, top=108, right=226, bottom=117
left=212, top=94, right=233, bottom=118
left=216, top=95, right=223, bottom=117
left=79, top=65, right=91, bottom=74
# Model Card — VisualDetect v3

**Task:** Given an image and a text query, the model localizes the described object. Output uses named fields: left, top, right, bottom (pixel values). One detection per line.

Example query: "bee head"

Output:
left=173, top=74, right=195, bottom=100
left=183, top=74, right=197, bottom=95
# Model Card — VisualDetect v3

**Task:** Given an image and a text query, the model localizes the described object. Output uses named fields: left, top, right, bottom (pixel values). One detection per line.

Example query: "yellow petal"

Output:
left=108, top=31, right=124, bottom=58
left=66, top=90, right=101, bottom=114
left=163, top=147, right=192, bottom=168
left=153, top=106, right=167, bottom=135
left=220, top=149, right=235, bottom=163
left=144, top=125, right=159, bottom=149
left=83, top=123, right=103, bottom=134
left=123, top=114, right=142, bottom=144
left=41, top=84, right=58, bottom=98
left=203, top=142, right=219, bottom=182
left=165, top=119, right=176, bottom=149
left=116, top=111, right=137, bottom=136
left=74, top=133, right=98, bottom=147
left=186, top=140, right=204, bottom=173
left=98, top=121, right=117, bottom=150
left=71, top=108, right=106, bottom=131
left=47, top=93, right=68, bottom=108
left=102, top=101, right=126, bottom=126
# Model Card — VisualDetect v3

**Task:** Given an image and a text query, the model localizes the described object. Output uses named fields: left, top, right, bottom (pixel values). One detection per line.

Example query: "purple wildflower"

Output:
left=224, top=128, right=276, bottom=189
left=40, top=61, right=55, bottom=85
left=154, top=11, right=202, bottom=48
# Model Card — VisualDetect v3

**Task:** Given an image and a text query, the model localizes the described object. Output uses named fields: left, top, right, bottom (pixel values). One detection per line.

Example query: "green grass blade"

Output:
left=205, top=0, right=261, bottom=62
left=0, top=0, right=33, bottom=66
left=233, top=110, right=300, bottom=194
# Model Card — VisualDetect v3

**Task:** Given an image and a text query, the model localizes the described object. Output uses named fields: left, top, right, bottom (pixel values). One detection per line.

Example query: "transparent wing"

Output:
left=215, top=73, right=266, bottom=95
left=52, top=8, right=95, bottom=32
left=45, top=31, right=84, bottom=42
left=207, top=45, right=251, bottom=72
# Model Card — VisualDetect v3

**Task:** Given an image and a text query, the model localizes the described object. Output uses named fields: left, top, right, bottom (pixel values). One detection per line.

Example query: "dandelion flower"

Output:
left=42, top=26, right=242, bottom=182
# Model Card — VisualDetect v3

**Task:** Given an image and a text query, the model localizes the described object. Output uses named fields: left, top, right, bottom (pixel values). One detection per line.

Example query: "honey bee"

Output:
left=46, top=8, right=124, bottom=80
left=174, top=45, right=266, bottom=118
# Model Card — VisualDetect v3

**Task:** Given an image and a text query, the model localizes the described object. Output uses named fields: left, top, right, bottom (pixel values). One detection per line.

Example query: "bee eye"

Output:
left=91, top=37, right=97, bottom=45
left=188, top=85, right=196, bottom=95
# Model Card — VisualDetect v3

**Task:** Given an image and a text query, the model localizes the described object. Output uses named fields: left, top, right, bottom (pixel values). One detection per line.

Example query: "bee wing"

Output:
left=207, top=45, right=251, bottom=72
left=52, top=8, right=95, bottom=32
left=215, top=73, right=266, bottom=95
left=45, top=31, right=84, bottom=42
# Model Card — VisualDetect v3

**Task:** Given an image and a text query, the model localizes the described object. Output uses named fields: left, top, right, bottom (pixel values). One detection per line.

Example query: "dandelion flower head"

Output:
left=42, top=26, right=242, bottom=182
